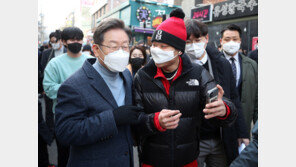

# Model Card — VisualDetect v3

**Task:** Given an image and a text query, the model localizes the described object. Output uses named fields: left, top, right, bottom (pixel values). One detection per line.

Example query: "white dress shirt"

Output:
left=224, top=51, right=240, bottom=86
left=191, top=52, right=208, bottom=66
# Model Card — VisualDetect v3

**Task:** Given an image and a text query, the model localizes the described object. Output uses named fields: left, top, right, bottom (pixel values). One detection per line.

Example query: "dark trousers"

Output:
left=198, top=138, right=227, bottom=167
left=44, top=94, right=54, bottom=132
left=44, top=94, right=70, bottom=167
left=56, top=139, right=70, bottom=167
left=38, top=134, right=49, bottom=167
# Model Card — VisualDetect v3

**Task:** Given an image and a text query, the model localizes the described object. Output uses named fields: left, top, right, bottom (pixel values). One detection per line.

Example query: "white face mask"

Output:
left=98, top=46, right=129, bottom=72
left=185, top=42, right=206, bottom=59
left=150, top=47, right=178, bottom=64
left=222, top=41, right=241, bottom=55
left=52, top=43, right=60, bottom=50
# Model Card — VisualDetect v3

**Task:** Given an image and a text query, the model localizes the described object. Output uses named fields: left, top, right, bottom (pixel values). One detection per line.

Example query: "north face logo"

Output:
left=155, top=30, right=162, bottom=40
left=186, top=79, right=199, bottom=86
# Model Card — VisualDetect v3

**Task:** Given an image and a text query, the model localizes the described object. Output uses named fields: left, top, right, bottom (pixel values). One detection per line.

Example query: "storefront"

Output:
left=129, top=0, right=179, bottom=45
left=96, top=0, right=180, bottom=46
left=191, top=0, right=258, bottom=53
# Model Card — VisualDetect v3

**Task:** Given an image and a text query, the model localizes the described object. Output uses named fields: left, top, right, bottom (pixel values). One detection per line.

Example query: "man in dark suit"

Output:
left=40, top=30, right=66, bottom=74
left=55, top=18, right=145, bottom=167
left=39, top=30, right=67, bottom=152
left=185, top=19, right=249, bottom=166
left=220, top=24, right=258, bottom=143
left=38, top=100, right=53, bottom=167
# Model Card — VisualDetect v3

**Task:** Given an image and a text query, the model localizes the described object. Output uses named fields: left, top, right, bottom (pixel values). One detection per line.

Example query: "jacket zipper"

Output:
left=169, top=82, right=175, bottom=167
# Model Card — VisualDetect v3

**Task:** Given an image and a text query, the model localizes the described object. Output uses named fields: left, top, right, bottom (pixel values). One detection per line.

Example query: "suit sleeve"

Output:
left=200, top=68, right=237, bottom=127
left=43, top=61, right=62, bottom=100
left=55, top=83, right=118, bottom=146
left=227, top=62, right=249, bottom=138
left=132, top=73, right=160, bottom=139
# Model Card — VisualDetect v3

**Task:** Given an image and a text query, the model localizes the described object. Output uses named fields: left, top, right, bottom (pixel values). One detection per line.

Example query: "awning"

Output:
left=133, top=27, right=155, bottom=34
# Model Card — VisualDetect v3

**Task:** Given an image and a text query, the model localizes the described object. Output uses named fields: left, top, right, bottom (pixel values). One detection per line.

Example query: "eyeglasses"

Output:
left=100, top=44, right=130, bottom=52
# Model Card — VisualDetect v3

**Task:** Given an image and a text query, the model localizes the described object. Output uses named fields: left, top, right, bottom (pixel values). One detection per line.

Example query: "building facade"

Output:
left=90, top=0, right=180, bottom=45
left=182, top=0, right=258, bottom=53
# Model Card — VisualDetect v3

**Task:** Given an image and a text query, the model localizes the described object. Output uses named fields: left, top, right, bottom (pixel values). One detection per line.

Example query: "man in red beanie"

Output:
left=133, top=8, right=238, bottom=167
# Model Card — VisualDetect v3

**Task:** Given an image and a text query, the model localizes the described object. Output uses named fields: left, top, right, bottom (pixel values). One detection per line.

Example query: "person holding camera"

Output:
left=133, top=8, right=238, bottom=167
left=185, top=19, right=249, bottom=166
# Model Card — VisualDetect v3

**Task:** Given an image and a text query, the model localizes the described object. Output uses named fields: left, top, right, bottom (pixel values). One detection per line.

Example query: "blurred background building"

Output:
left=90, top=0, right=180, bottom=46
left=39, top=0, right=258, bottom=53
left=181, top=0, right=258, bottom=53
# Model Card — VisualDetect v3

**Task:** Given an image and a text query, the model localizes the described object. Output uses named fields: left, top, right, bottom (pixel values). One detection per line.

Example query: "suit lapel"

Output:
left=121, top=71, right=132, bottom=105
left=208, top=57, right=220, bottom=84
left=90, top=76, right=118, bottom=109
left=239, top=54, right=244, bottom=86
left=83, top=59, right=118, bottom=109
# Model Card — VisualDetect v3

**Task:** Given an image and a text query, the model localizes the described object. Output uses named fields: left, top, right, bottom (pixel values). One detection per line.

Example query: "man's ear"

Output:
left=178, top=51, right=183, bottom=55
left=92, top=44, right=99, bottom=55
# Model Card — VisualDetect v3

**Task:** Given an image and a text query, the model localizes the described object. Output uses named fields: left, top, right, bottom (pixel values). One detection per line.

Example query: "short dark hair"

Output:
left=185, top=19, right=208, bottom=39
left=49, top=30, right=62, bottom=41
left=221, top=24, right=242, bottom=38
left=129, top=45, right=147, bottom=65
left=93, top=18, right=132, bottom=45
left=61, top=27, right=84, bottom=41
left=82, top=44, right=92, bottom=52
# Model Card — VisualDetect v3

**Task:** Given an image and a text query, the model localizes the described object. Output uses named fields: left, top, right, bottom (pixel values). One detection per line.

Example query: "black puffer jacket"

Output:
left=133, top=54, right=237, bottom=167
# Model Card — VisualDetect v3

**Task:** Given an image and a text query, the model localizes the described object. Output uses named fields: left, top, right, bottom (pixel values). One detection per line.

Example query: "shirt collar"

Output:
left=199, top=52, right=208, bottom=65
left=224, top=51, right=239, bottom=62
left=190, top=52, right=208, bottom=66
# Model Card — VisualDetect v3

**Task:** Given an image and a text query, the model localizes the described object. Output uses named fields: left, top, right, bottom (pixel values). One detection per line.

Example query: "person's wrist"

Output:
left=153, top=112, right=166, bottom=132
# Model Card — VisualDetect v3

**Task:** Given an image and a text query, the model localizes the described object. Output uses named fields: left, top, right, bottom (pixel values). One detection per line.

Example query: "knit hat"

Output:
left=151, top=8, right=187, bottom=52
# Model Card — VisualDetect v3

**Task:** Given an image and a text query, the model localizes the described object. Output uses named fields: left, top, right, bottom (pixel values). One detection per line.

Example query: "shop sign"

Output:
left=252, top=36, right=258, bottom=50
left=191, top=5, right=213, bottom=22
left=152, top=16, right=163, bottom=28
left=136, top=6, right=152, bottom=22
left=213, top=0, right=258, bottom=21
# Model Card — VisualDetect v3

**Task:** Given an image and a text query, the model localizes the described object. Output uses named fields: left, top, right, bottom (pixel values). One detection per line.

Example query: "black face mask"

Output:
left=67, top=43, right=82, bottom=54
left=130, top=58, right=144, bottom=70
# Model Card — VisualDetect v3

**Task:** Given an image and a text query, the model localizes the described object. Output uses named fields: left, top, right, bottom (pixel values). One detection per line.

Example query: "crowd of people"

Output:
left=38, top=8, right=258, bottom=167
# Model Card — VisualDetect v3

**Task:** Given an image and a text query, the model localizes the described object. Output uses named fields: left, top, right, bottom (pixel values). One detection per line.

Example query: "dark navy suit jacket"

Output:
left=55, top=58, right=134, bottom=167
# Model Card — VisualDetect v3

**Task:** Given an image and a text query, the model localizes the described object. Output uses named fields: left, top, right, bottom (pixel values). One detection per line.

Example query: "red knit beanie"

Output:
left=151, top=8, right=187, bottom=52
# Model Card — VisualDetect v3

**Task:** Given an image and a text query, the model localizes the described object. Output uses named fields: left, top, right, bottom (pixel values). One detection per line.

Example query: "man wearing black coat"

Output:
left=38, top=100, right=54, bottom=167
left=133, top=9, right=238, bottom=167
left=39, top=30, right=67, bottom=141
left=185, top=19, right=249, bottom=166
left=40, top=30, right=66, bottom=74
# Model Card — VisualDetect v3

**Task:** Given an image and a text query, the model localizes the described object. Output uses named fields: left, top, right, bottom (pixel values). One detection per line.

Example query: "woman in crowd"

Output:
left=127, top=45, right=147, bottom=76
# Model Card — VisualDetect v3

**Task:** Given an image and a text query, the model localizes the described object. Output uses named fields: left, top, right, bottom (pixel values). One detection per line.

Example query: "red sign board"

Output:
left=191, top=5, right=213, bottom=22
left=252, top=37, right=258, bottom=50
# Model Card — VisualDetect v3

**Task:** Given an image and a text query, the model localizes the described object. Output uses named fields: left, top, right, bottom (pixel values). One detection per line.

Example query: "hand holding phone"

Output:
left=206, top=87, right=219, bottom=104
left=203, top=85, right=226, bottom=119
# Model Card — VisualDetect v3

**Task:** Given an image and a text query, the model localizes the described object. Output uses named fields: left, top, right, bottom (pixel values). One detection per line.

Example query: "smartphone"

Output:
left=206, top=87, right=218, bottom=104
